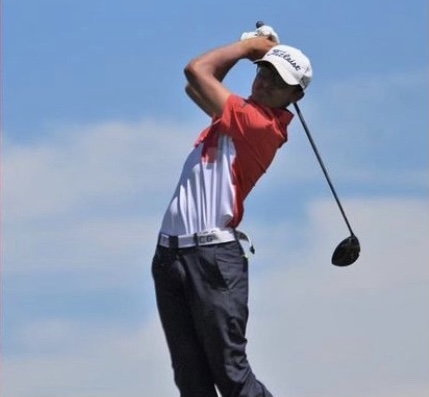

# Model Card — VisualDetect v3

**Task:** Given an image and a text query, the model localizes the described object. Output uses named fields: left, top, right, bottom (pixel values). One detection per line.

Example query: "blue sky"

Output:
left=2, top=1, right=428, bottom=396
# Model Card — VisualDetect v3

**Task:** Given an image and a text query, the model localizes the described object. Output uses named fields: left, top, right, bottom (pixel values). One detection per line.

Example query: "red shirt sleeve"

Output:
left=218, top=94, right=293, bottom=172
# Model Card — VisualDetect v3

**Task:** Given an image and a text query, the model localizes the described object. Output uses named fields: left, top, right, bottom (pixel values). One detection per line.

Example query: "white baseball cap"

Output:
left=255, top=44, right=313, bottom=90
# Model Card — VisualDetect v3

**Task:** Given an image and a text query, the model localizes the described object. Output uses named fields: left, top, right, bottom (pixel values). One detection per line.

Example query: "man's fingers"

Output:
left=256, top=25, right=280, bottom=43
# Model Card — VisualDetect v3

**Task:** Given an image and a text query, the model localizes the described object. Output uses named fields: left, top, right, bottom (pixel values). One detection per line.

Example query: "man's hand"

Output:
left=241, top=36, right=277, bottom=61
left=240, top=24, right=280, bottom=44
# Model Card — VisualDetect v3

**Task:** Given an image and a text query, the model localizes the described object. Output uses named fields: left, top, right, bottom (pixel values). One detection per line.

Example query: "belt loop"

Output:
left=170, top=235, right=179, bottom=250
left=193, top=233, right=199, bottom=248
left=234, top=229, right=255, bottom=255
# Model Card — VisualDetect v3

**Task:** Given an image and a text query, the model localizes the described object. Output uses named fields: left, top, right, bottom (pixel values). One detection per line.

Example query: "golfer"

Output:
left=152, top=28, right=312, bottom=397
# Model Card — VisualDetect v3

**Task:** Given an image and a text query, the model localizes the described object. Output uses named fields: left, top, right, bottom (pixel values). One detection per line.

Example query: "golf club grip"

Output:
left=293, top=103, right=355, bottom=236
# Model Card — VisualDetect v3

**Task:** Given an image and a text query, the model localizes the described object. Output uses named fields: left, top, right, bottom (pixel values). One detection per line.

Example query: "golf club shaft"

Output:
left=293, top=103, right=355, bottom=237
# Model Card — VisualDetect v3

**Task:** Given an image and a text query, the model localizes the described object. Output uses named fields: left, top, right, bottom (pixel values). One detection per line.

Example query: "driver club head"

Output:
left=331, top=235, right=360, bottom=267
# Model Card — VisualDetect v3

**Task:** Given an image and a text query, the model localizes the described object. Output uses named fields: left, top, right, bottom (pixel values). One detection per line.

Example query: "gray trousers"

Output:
left=152, top=240, right=273, bottom=397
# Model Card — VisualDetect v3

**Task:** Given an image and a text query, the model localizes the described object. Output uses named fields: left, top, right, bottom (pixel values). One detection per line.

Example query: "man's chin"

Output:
left=249, top=94, right=269, bottom=106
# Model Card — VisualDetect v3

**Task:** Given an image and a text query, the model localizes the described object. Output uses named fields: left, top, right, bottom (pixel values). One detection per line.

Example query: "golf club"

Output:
left=293, top=103, right=360, bottom=266
left=253, top=21, right=360, bottom=266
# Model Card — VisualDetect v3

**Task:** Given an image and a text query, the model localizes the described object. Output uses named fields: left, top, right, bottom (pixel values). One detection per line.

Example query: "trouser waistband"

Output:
left=158, top=229, right=255, bottom=254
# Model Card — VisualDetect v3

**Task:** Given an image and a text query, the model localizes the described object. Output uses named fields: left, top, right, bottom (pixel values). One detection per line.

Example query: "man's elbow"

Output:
left=184, top=64, right=195, bottom=86
left=184, top=58, right=206, bottom=86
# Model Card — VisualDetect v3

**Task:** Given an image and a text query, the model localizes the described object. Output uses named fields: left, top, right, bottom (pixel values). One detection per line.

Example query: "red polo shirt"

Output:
left=160, top=94, right=293, bottom=235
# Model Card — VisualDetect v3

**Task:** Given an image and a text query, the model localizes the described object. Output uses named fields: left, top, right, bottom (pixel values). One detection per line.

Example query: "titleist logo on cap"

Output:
left=269, top=49, right=302, bottom=71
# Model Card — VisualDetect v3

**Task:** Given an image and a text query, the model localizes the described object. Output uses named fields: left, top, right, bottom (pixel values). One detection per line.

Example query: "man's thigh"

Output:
left=152, top=246, right=218, bottom=397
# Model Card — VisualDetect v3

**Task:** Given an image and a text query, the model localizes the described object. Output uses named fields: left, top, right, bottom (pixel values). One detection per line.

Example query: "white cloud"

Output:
left=244, top=197, right=429, bottom=397
left=1, top=119, right=200, bottom=278
left=2, top=196, right=428, bottom=397
left=278, top=67, right=429, bottom=191
left=2, top=119, right=198, bottom=223
left=2, top=317, right=176, bottom=397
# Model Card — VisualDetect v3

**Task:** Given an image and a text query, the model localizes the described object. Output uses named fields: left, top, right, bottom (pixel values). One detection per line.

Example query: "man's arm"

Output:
left=184, top=37, right=276, bottom=117
left=185, top=83, right=214, bottom=117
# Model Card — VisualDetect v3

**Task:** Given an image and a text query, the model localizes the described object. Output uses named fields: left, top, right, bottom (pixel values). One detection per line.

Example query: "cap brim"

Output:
left=254, top=59, right=301, bottom=87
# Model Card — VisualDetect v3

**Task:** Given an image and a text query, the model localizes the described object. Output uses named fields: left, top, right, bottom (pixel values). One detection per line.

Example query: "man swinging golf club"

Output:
left=152, top=22, right=357, bottom=397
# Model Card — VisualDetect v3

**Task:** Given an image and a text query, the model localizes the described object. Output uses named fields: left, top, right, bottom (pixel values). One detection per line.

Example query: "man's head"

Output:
left=250, top=44, right=313, bottom=108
